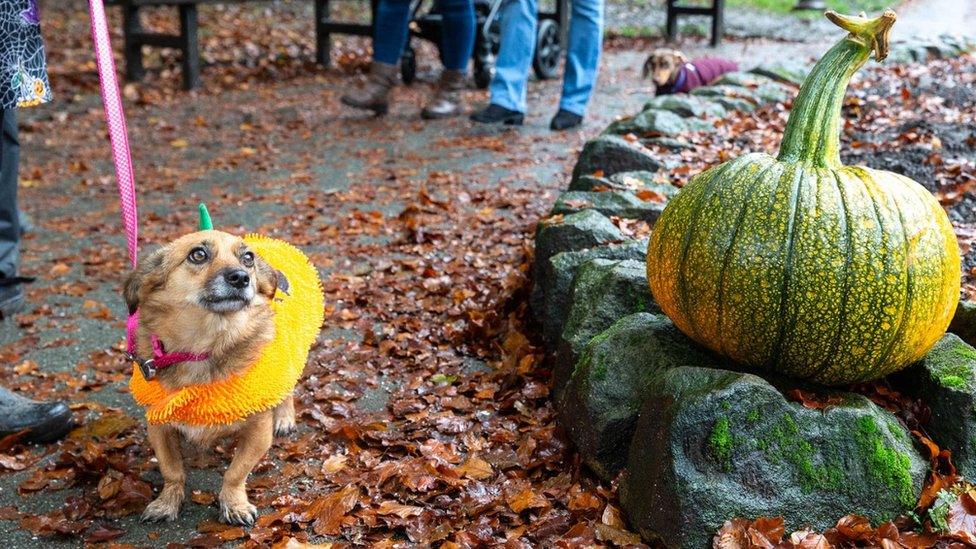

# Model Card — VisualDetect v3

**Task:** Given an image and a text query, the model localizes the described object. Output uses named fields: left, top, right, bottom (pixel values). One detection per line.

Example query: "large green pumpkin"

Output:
left=646, top=10, right=960, bottom=386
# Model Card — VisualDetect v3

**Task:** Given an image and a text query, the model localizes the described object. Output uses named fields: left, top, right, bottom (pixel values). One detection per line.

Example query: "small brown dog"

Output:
left=124, top=230, right=292, bottom=525
left=642, top=48, right=738, bottom=95
left=643, top=48, right=689, bottom=91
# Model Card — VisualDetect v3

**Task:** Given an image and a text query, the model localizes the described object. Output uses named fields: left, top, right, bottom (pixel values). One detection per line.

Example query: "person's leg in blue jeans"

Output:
left=340, top=0, right=412, bottom=114
left=371, top=0, right=413, bottom=66
left=551, top=0, right=603, bottom=130
left=438, top=0, right=476, bottom=72
left=423, top=0, right=476, bottom=118
left=471, top=0, right=535, bottom=124
left=343, top=0, right=477, bottom=118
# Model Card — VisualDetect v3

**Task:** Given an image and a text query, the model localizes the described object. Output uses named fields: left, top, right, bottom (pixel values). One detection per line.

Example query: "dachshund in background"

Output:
left=643, top=48, right=739, bottom=95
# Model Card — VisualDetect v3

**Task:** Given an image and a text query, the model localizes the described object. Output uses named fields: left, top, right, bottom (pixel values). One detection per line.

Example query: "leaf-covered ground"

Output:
left=0, top=1, right=973, bottom=547
left=1, top=1, right=654, bottom=546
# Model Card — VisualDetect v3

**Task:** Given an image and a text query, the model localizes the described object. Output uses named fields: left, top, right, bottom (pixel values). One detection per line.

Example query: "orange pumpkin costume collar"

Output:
left=129, top=234, right=324, bottom=426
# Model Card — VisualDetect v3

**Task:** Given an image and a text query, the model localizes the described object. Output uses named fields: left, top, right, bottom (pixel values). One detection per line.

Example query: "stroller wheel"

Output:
left=401, top=46, right=417, bottom=85
left=533, top=19, right=561, bottom=80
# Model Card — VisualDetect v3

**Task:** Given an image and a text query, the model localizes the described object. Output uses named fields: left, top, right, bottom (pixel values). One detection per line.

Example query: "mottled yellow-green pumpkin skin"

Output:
left=645, top=12, right=961, bottom=385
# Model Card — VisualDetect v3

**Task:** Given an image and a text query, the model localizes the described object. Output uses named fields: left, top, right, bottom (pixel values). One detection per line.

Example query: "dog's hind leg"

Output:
left=272, top=393, right=296, bottom=436
left=142, top=424, right=185, bottom=522
left=219, top=411, right=273, bottom=526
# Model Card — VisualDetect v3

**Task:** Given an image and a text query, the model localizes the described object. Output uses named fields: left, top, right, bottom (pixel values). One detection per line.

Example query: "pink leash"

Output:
left=88, top=0, right=138, bottom=270
left=89, top=0, right=209, bottom=377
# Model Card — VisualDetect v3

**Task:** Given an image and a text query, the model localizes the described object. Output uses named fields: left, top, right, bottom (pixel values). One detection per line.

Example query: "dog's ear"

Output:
left=275, top=270, right=290, bottom=295
left=641, top=55, right=654, bottom=79
left=123, top=247, right=166, bottom=314
left=253, top=254, right=288, bottom=299
left=672, top=50, right=689, bottom=64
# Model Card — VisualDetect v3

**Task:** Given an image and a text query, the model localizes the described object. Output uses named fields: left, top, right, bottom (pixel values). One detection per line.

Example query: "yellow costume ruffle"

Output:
left=129, top=235, right=324, bottom=425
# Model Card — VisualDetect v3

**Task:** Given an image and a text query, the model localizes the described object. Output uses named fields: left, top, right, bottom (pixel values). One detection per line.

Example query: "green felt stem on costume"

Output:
left=199, top=203, right=213, bottom=230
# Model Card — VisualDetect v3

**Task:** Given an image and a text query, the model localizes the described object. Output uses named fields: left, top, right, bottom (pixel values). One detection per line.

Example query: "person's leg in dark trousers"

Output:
left=421, top=0, right=476, bottom=118
left=0, top=108, right=24, bottom=316
left=339, top=0, right=411, bottom=114
left=0, top=107, right=72, bottom=441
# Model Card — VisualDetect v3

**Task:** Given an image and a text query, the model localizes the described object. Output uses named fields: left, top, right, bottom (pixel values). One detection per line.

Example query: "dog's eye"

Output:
left=188, top=247, right=209, bottom=264
left=241, top=251, right=255, bottom=267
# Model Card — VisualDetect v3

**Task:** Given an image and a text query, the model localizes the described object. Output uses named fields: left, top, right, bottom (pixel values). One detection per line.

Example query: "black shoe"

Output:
left=0, top=282, right=25, bottom=319
left=470, top=104, right=524, bottom=125
left=550, top=109, right=583, bottom=131
left=0, top=386, right=74, bottom=443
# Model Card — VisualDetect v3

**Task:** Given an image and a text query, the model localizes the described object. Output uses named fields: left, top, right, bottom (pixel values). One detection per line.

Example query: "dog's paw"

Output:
left=142, top=496, right=182, bottom=523
left=273, top=415, right=296, bottom=437
left=220, top=499, right=258, bottom=526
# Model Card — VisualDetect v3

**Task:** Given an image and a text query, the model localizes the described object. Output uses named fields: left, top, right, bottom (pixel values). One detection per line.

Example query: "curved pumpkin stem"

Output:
left=776, top=10, right=897, bottom=168
left=825, top=9, right=897, bottom=61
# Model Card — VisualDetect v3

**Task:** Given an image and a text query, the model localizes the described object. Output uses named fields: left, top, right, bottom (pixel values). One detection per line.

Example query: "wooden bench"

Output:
left=665, top=0, right=725, bottom=47
left=104, top=0, right=371, bottom=90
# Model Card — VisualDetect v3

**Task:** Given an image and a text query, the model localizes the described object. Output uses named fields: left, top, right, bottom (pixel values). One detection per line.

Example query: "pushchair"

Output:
left=400, top=0, right=567, bottom=89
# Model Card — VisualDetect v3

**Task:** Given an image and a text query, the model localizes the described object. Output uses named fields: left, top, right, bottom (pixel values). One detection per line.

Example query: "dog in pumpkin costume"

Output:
left=123, top=205, right=323, bottom=525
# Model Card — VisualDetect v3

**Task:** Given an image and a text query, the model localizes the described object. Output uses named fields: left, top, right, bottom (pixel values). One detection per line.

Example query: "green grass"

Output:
left=607, top=22, right=709, bottom=39
left=727, top=0, right=896, bottom=16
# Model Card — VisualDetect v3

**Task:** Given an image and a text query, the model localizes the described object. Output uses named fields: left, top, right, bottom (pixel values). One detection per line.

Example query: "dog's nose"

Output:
left=224, top=269, right=250, bottom=289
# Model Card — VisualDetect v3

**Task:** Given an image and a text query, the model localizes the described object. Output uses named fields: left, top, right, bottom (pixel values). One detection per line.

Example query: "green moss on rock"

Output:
left=895, top=334, right=976, bottom=479
left=553, top=258, right=660, bottom=397
left=619, top=367, right=927, bottom=549
left=760, top=414, right=844, bottom=493
left=855, top=416, right=915, bottom=508
left=559, top=314, right=722, bottom=480
left=709, top=417, right=733, bottom=471
left=534, top=238, right=648, bottom=347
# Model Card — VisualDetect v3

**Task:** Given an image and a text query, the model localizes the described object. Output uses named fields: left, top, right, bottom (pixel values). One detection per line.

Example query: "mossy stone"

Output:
left=690, top=84, right=761, bottom=103
left=710, top=71, right=774, bottom=88
left=949, top=300, right=976, bottom=346
left=642, top=136, right=695, bottom=151
left=895, top=334, right=976, bottom=478
left=532, top=238, right=648, bottom=334
left=568, top=173, right=615, bottom=192
left=568, top=170, right=671, bottom=193
left=558, top=314, right=721, bottom=480
left=604, top=109, right=716, bottom=137
left=753, top=83, right=792, bottom=103
left=749, top=60, right=811, bottom=86
left=620, top=366, right=926, bottom=549
left=532, top=208, right=622, bottom=280
left=641, top=95, right=727, bottom=118
left=551, top=191, right=668, bottom=223
left=608, top=170, right=669, bottom=190
left=552, top=260, right=662, bottom=397
left=708, top=95, right=758, bottom=112
left=571, top=135, right=663, bottom=184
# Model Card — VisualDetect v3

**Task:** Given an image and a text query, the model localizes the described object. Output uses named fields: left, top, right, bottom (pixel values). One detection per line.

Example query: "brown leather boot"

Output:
left=340, top=62, right=398, bottom=115
left=421, top=70, right=466, bottom=119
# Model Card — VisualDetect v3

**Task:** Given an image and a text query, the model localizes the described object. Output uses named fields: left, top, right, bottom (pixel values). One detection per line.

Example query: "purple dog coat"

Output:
left=658, top=58, right=739, bottom=94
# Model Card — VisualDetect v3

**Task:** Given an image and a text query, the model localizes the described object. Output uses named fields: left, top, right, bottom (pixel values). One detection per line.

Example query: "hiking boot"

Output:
left=550, top=109, right=583, bottom=131
left=421, top=70, right=467, bottom=119
left=340, top=62, right=398, bottom=115
left=470, top=103, right=524, bottom=126
left=0, top=386, right=73, bottom=443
